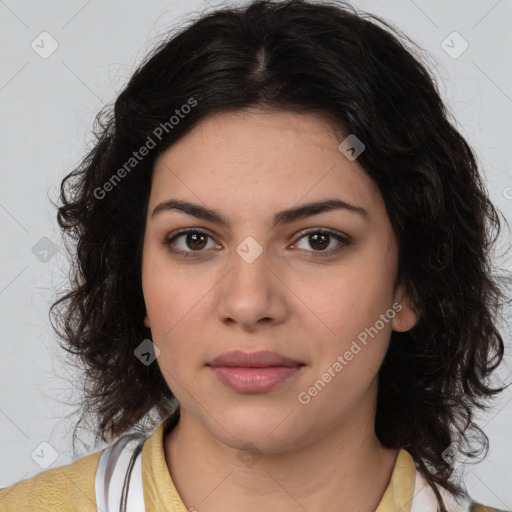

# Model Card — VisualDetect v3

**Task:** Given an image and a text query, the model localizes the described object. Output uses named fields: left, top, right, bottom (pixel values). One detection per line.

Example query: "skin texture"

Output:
left=141, top=108, right=419, bottom=512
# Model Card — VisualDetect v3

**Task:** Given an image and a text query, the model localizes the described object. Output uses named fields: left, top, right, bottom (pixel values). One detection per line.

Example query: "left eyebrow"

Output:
left=151, top=198, right=370, bottom=228
left=272, top=199, right=369, bottom=227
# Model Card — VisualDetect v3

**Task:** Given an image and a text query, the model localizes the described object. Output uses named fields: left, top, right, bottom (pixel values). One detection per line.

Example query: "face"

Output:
left=141, top=108, right=418, bottom=453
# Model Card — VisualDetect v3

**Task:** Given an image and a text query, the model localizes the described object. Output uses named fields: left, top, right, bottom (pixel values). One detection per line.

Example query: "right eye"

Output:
left=165, top=228, right=221, bottom=259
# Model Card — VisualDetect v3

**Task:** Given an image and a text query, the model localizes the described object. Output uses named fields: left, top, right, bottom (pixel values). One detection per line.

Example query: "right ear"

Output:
left=144, top=313, right=151, bottom=328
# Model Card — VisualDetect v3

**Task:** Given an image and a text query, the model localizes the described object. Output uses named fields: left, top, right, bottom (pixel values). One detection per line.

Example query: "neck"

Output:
left=164, top=401, right=398, bottom=512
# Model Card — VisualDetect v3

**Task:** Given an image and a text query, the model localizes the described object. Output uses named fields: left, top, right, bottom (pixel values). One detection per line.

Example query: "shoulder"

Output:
left=408, top=452, right=510, bottom=512
left=0, top=448, right=102, bottom=512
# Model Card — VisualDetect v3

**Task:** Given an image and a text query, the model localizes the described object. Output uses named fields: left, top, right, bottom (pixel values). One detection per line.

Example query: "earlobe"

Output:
left=392, top=284, right=419, bottom=333
left=144, top=313, right=151, bottom=328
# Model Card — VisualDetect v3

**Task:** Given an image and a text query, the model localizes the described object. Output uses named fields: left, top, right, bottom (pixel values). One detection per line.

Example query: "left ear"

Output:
left=391, top=282, right=419, bottom=332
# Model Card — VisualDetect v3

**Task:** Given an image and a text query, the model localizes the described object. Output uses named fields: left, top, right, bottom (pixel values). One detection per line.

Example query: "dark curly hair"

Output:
left=50, top=1, right=512, bottom=510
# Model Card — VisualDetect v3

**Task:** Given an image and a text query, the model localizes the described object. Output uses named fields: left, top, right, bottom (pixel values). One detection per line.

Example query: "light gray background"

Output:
left=1, top=0, right=511, bottom=509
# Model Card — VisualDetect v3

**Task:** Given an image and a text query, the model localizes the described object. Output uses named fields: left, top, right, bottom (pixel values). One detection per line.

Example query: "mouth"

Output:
left=206, top=350, right=305, bottom=393
left=207, top=349, right=303, bottom=368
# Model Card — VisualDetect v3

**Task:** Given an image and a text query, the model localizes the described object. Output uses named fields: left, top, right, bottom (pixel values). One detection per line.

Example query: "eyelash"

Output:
left=164, top=228, right=351, bottom=260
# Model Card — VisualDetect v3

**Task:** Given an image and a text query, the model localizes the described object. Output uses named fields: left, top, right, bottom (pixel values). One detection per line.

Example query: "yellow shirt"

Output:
left=0, top=417, right=505, bottom=511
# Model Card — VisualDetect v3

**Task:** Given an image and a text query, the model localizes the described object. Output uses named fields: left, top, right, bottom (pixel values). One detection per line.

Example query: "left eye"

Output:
left=292, top=230, right=349, bottom=255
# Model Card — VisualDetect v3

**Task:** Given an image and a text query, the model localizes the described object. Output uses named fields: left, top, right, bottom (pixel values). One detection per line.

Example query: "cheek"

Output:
left=312, top=287, right=393, bottom=402
left=142, top=261, right=211, bottom=369
left=142, top=253, right=203, bottom=332
left=306, top=263, right=395, bottom=366
left=318, top=269, right=393, bottom=331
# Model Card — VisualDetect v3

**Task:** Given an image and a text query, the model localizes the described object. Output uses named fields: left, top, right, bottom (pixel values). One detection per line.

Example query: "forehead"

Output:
left=150, top=109, right=385, bottom=221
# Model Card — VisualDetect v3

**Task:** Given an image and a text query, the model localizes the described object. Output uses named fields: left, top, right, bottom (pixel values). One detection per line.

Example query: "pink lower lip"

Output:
left=209, top=366, right=302, bottom=393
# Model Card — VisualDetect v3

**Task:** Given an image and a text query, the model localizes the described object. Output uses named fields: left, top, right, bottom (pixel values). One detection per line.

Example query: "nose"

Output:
left=215, top=241, right=289, bottom=332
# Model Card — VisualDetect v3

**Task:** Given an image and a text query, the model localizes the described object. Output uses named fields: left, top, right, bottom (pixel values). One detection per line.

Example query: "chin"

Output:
left=207, top=406, right=307, bottom=455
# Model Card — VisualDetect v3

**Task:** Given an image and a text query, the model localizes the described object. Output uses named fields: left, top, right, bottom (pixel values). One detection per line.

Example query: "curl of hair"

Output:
left=50, top=1, right=512, bottom=510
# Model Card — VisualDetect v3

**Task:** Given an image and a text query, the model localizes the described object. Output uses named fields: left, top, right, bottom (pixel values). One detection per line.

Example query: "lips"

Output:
left=207, top=350, right=303, bottom=368
left=207, top=350, right=304, bottom=393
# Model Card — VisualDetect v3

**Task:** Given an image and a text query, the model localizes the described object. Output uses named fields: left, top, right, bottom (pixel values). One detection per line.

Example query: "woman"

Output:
left=1, top=1, right=510, bottom=511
